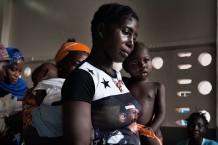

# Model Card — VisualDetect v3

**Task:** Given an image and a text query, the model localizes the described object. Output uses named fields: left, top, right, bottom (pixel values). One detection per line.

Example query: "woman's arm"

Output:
left=62, top=101, right=92, bottom=145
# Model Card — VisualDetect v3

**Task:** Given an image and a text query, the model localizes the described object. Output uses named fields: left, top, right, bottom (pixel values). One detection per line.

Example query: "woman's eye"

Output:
left=71, top=61, right=80, bottom=67
left=10, top=68, right=16, bottom=71
left=132, top=61, right=138, bottom=65
left=122, top=28, right=130, bottom=35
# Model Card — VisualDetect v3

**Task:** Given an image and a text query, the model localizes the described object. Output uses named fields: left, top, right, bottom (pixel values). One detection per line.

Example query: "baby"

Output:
left=31, top=62, right=65, bottom=137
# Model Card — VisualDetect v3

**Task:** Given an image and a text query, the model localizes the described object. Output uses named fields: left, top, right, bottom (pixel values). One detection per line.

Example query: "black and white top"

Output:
left=62, top=62, right=141, bottom=145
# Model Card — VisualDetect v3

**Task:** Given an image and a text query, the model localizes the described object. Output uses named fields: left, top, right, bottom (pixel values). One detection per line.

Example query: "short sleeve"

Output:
left=61, top=69, right=95, bottom=103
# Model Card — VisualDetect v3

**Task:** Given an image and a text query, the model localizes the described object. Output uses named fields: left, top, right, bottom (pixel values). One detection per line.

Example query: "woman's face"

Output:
left=102, top=17, right=139, bottom=63
left=6, top=59, right=24, bottom=84
left=59, top=51, right=89, bottom=78
left=187, top=116, right=207, bottom=140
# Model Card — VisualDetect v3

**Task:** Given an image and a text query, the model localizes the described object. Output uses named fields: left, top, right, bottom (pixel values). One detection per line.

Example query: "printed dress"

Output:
left=62, top=62, right=141, bottom=145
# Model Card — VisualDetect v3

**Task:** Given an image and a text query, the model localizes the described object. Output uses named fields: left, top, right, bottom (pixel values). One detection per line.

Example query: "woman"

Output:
left=0, top=47, right=27, bottom=99
left=177, top=111, right=218, bottom=145
left=55, top=38, right=91, bottom=78
left=22, top=39, right=90, bottom=145
left=0, top=47, right=27, bottom=145
left=61, top=3, right=140, bottom=145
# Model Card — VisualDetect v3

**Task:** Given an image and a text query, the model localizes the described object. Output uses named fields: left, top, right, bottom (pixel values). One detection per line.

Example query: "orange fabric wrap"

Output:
left=137, top=124, right=162, bottom=145
left=55, top=42, right=91, bottom=65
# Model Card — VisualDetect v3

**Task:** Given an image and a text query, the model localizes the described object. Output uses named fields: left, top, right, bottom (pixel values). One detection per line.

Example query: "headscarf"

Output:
left=6, top=47, right=24, bottom=64
left=54, top=42, right=91, bottom=65
left=0, top=78, right=28, bottom=99
left=0, top=44, right=10, bottom=61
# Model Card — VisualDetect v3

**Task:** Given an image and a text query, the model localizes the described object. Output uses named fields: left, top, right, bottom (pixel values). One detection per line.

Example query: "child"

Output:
left=177, top=111, right=218, bottom=145
left=23, top=62, right=59, bottom=129
left=30, top=62, right=65, bottom=137
left=123, top=41, right=166, bottom=145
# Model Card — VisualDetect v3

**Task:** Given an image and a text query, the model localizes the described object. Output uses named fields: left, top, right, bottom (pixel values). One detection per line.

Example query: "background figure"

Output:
left=61, top=3, right=140, bottom=145
left=31, top=63, right=63, bottom=138
left=23, top=40, right=90, bottom=145
left=23, top=62, right=62, bottom=145
left=176, top=111, right=218, bottom=145
left=0, top=47, right=27, bottom=145
left=123, top=41, right=165, bottom=145
left=22, top=62, right=58, bottom=130
left=55, top=38, right=90, bottom=78
left=0, top=47, right=27, bottom=99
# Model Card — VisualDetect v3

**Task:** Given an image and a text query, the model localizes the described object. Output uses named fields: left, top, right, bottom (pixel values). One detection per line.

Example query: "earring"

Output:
left=99, top=32, right=103, bottom=39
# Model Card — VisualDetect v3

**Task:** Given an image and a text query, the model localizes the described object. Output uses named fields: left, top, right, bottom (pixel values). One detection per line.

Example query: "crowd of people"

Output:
left=0, top=2, right=217, bottom=145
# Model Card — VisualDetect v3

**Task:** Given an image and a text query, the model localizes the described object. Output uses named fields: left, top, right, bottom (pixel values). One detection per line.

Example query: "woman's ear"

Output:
left=97, top=22, right=105, bottom=32
left=97, top=22, right=105, bottom=39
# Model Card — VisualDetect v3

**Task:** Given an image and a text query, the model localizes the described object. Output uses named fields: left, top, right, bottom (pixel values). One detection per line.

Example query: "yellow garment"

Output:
left=137, top=124, right=162, bottom=145
left=55, top=42, right=91, bottom=65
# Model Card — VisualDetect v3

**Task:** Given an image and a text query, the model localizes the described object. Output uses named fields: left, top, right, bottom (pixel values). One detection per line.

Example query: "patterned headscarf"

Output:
left=55, top=42, right=91, bottom=65
left=6, top=47, right=24, bottom=64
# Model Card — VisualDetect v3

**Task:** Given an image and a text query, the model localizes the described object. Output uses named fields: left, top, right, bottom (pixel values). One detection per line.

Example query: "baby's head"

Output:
left=32, top=62, right=58, bottom=87
left=123, top=41, right=152, bottom=80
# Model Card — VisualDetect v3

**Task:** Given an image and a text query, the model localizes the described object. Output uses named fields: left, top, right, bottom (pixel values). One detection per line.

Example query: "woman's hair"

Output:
left=186, top=112, right=209, bottom=128
left=91, top=3, right=139, bottom=39
left=67, top=38, right=76, bottom=42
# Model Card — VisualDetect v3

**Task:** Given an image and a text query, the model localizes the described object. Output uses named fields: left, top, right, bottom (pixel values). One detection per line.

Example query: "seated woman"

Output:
left=0, top=47, right=27, bottom=99
left=0, top=47, right=28, bottom=145
left=177, top=111, right=218, bottom=145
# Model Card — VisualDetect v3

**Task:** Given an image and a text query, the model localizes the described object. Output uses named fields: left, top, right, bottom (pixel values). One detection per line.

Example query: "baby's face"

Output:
left=127, top=47, right=152, bottom=81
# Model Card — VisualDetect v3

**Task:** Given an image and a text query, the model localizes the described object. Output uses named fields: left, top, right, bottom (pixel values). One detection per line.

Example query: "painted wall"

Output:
left=1, top=0, right=216, bottom=58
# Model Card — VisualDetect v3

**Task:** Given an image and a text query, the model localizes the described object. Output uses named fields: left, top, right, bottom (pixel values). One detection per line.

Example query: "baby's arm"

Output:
left=149, top=83, right=166, bottom=132
left=35, top=90, right=46, bottom=106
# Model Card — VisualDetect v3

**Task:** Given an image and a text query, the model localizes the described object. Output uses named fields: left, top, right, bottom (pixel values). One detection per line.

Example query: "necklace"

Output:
left=93, top=62, right=124, bottom=92
left=112, top=77, right=123, bottom=92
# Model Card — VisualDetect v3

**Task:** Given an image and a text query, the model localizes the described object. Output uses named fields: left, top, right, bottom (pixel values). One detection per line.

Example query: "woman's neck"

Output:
left=87, top=52, right=115, bottom=77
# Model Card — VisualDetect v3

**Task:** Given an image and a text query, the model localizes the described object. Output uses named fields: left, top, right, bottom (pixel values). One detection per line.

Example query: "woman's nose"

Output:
left=14, top=71, right=20, bottom=77
left=127, top=36, right=134, bottom=49
left=193, top=125, right=199, bottom=130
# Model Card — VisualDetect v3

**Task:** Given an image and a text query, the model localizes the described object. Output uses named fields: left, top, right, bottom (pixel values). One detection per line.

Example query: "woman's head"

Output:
left=55, top=39, right=91, bottom=78
left=91, top=3, right=139, bottom=63
left=5, top=48, right=24, bottom=84
left=186, top=112, right=209, bottom=140
left=91, top=3, right=139, bottom=39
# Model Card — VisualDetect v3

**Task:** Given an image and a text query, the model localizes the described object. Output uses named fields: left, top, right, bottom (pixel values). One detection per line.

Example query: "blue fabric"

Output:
left=177, top=138, right=218, bottom=145
left=0, top=78, right=28, bottom=99
left=6, top=47, right=24, bottom=64
left=32, top=104, right=62, bottom=137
